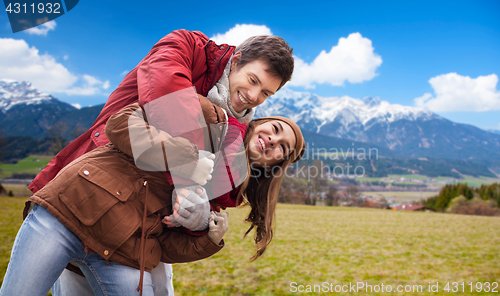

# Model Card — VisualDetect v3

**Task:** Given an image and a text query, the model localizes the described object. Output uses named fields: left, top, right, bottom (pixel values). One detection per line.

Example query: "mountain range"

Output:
left=1, top=80, right=500, bottom=172
left=255, top=89, right=500, bottom=161
left=0, top=80, right=103, bottom=139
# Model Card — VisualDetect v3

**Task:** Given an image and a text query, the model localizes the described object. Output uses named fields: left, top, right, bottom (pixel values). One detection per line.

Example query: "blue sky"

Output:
left=1, top=0, right=499, bottom=129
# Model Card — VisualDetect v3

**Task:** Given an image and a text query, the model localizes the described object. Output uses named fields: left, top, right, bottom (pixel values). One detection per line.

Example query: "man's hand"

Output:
left=207, top=211, right=229, bottom=245
left=162, top=186, right=211, bottom=231
left=190, top=150, right=215, bottom=185
left=162, top=187, right=203, bottom=226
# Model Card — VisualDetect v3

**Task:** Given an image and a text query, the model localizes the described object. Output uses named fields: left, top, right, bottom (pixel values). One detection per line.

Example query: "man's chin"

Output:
left=230, top=98, right=245, bottom=113
left=233, top=105, right=244, bottom=113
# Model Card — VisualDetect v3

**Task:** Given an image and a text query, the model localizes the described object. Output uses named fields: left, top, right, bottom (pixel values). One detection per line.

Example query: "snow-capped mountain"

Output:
left=0, top=80, right=99, bottom=139
left=256, top=88, right=436, bottom=134
left=255, top=89, right=500, bottom=160
left=0, top=80, right=56, bottom=112
left=2, top=80, right=500, bottom=161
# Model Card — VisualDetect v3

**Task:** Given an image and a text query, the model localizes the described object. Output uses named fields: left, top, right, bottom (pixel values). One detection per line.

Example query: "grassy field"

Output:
left=387, top=174, right=429, bottom=180
left=362, top=191, right=439, bottom=203
left=1, top=184, right=33, bottom=197
left=1, top=198, right=499, bottom=295
left=0, top=155, right=52, bottom=179
left=172, top=205, right=499, bottom=295
left=0, top=197, right=26, bottom=285
left=435, top=175, right=500, bottom=188
left=358, top=174, right=500, bottom=188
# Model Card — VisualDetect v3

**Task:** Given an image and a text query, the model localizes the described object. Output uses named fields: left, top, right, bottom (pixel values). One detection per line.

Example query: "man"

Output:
left=37, top=29, right=294, bottom=295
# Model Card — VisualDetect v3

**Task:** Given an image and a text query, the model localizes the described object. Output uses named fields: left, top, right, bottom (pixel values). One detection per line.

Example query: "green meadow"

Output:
left=1, top=198, right=499, bottom=295
left=358, top=174, right=500, bottom=188
left=170, top=205, right=499, bottom=295
left=434, top=175, right=500, bottom=188
left=362, top=191, right=439, bottom=203
left=0, top=155, right=52, bottom=179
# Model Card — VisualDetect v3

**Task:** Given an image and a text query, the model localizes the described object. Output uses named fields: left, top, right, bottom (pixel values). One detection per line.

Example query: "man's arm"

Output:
left=136, top=30, right=210, bottom=148
left=137, top=30, right=209, bottom=106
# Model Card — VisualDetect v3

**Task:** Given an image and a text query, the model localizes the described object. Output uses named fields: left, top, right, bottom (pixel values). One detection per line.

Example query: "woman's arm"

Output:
left=158, top=211, right=228, bottom=263
left=105, top=102, right=200, bottom=179
left=106, top=93, right=228, bottom=180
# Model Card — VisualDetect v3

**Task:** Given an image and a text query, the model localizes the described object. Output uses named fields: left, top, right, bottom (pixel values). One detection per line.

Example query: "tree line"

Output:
left=422, top=183, right=500, bottom=216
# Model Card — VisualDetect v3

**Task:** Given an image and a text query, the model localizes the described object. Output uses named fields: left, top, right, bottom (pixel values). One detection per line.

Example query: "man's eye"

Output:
left=281, top=144, right=285, bottom=153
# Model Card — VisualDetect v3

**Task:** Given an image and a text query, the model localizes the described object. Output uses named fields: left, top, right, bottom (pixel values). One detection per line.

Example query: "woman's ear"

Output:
left=231, top=52, right=242, bottom=71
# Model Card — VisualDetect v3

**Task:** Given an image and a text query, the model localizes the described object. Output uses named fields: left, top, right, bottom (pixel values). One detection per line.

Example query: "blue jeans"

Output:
left=52, top=263, right=174, bottom=296
left=0, top=204, right=153, bottom=296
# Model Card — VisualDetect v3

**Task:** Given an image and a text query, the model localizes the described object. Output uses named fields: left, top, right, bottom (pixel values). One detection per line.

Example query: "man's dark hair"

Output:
left=234, top=36, right=294, bottom=90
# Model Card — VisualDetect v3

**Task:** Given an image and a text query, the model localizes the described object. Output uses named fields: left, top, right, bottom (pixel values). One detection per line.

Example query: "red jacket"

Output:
left=182, top=116, right=247, bottom=237
left=211, top=117, right=248, bottom=208
left=29, top=29, right=235, bottom=193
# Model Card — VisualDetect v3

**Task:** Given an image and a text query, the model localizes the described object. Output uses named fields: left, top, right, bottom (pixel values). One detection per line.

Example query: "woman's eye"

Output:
left=273, top=125, right=278, bottom=133
left=250, top=78, right=255, bottom=84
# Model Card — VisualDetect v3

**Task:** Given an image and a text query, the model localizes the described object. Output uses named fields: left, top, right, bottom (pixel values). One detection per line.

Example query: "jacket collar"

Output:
left=205, top=40, right=235, bottom=92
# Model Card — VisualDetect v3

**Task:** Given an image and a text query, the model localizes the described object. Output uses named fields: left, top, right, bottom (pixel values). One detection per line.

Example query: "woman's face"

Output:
left=248, top=120, right=296, bottom=168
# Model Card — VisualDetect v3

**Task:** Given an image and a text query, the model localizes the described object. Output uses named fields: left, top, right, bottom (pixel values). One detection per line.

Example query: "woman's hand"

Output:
left=207, top=211, right=229, bottom=245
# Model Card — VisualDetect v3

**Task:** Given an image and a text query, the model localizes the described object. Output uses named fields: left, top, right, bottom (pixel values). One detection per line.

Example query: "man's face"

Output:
left=228, top=53, right=282, bottom=113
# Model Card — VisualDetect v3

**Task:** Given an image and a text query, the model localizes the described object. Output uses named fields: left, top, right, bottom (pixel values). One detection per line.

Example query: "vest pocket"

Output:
left=59, top=162, right=135, bottom=226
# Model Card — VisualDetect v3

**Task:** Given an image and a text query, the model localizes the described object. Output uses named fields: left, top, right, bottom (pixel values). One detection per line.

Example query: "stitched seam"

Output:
left=9, top=204, right=39, bottom=259
left=84, top=260, right=108, bottom=296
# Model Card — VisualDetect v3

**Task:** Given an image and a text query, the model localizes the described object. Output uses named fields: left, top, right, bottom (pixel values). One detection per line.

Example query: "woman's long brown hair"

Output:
left=236, top=119, right=293, bottom=261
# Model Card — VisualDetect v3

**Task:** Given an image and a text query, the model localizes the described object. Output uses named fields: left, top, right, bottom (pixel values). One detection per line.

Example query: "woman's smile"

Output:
left=257, top=134, right=268, bottom=152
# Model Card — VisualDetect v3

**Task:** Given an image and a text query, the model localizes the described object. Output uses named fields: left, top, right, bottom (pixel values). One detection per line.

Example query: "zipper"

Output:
left=209, top=44, right=231, bottom=89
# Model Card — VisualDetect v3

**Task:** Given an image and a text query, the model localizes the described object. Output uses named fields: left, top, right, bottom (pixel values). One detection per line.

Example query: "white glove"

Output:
left=190, top=150, right=215, bottom=185
left=168, top=186, right=211, bottom=231
left=207, top=211, right=229, bottom=245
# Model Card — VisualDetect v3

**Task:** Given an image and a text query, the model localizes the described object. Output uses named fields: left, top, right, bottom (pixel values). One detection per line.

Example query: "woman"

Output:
left=0, top=98, right=305, bottom=296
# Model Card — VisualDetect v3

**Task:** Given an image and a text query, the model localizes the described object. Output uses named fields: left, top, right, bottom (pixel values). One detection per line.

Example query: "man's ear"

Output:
left=231, top=52, right=242, bottom=70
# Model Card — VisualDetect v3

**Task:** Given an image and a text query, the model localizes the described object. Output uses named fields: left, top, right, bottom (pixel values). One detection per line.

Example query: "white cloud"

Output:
left=120, top=70, right=130, bottom=77
left=414, top=73, right=500, bottom=112
left=82, top=74, right=101, bottom=86
left=0, top=38, right=77, bottom=91
left=0, top=38, right=109, bottom=96
left=25, top=20, right=56, bottom=36
left=63, top=55, right=69, bottom=60
left=71, top=103, right=81, bottom=109
left=210, top=24, right=273, bottom=46
left=64, top=75, right=109, bottom=95
left=289, top=33, right=382, bottom=89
